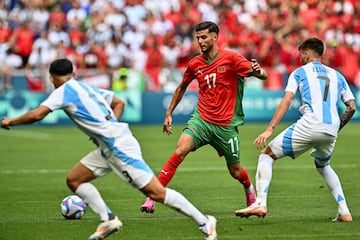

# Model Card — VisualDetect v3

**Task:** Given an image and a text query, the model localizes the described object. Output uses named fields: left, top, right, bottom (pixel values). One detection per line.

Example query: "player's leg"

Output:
left=141, top=176, right=217, bottom=240
left=157, top=115, right=207, bottom=188
left=254, top=123, right=311, bottom=207
left=312, top=136, right=352, bottom=222
left=226, top=162, right=256, bottom=206
left=158, top=133, right=195, bottom=185
left=108, top=134, right=217, bottom=240
left=212, top=125, right=256, bottom=207
left=234, top=150, right=273, bottom=218
left=68, top=150, right=122, bottom=240
left=140, top=132, right=194, bottom=213
left=236, top=123, right=324, bottom=218
left=67, top=150, right=115, bottom=221
left=235, top=124, right=299, bottom=218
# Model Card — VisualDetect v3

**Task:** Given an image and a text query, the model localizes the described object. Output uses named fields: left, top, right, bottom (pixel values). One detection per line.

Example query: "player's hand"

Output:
left=251, top=59, right=261, bottom=72
left=163, top=115, right=173, bottom=135
left=1, top=117, right=11, bottom=130
left=253, top=130, right=273, bottom=150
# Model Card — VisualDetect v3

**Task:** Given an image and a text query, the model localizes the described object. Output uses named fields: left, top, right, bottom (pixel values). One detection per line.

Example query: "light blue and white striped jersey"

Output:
left=286, top=61, right=355, bottom=136
left=41, top=78, right=131, bottom=150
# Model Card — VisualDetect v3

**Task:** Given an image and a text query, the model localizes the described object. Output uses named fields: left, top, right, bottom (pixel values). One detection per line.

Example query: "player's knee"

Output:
left=314, top=159, right=329, bottom=168
left=141, top=177, right=167, bottom=202
left=66, top=174, right=80, bottom=192
left=147, top=187, right=166, bottom=203
left=262, top=147, right=277, bottom=160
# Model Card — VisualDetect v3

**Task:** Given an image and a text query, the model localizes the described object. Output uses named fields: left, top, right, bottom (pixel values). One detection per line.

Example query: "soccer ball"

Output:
left=60, top=195, right=86, bottom=219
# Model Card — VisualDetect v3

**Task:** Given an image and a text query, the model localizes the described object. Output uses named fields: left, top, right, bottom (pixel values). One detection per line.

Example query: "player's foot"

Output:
left=88, top=216, right=122, bottom=240
left=245, top=188, right=256, bottom=207
left=235, top=203, right=267, bottom=218
left=140, top=197, right=155, bottom=213
left=332, top=213, right=352, bottom=222
left=199, top=215, right=217, bottom=240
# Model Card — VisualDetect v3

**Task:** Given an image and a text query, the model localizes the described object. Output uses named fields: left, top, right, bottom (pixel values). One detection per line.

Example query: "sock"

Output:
left=75, top=182, right=112, bottom=221
left=163, top=188, right=208, bottom=225
left=238, top=167, right=251, bottom=189
left=158, top=153, right=183, bottom=186
left=255, top=153, right=273, bottom=206
left=316, top=165, right=350, bottom=215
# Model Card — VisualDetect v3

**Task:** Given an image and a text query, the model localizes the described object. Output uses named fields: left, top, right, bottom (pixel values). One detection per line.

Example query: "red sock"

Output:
left=238, top=167, right=251, bottom=189
left=157, top=153, right=183, bottom=187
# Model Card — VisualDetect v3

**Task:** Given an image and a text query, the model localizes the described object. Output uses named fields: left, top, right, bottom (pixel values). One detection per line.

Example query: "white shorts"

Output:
left=269, top=120, right=336, bottom=166
left=80, top=134, right=154, bottom=189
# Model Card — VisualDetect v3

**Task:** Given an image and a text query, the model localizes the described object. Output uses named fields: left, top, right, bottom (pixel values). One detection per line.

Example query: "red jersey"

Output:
left=13, top=27, right=34, bottom=56
left=183, top=49, right=252, bottom=126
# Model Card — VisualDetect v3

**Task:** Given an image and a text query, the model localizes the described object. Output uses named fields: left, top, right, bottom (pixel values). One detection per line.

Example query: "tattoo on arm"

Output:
left=339, top=99, right=356, bottom=131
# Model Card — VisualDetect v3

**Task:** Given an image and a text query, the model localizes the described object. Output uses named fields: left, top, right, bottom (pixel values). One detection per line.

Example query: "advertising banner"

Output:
left=1, top=89, right=359, bottom=125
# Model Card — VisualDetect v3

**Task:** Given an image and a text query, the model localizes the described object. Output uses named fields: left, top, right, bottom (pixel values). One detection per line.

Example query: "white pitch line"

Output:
left=0, top=129, right=52, bottom=139
left=1, top=169, right=68, bottom=174
left=0, top=163, right=358, bottom=174
left=167, top=163, right=359, bottom=171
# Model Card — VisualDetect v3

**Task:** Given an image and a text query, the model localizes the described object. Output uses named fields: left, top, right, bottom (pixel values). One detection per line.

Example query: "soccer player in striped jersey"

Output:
left=1, top=58, right=217, bottom=240
left=140, top=21, right=268, bottom=214
left=235, top=38, right=356, bottom=222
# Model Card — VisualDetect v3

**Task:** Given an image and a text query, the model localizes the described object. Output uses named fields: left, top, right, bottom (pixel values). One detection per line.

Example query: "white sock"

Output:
left=164, top=188, right=208, bottom=225
left=255, top=153, right=273, bottom=206
left=75, top=182, right=111, bottom=221
left=316, top=165, right=350, bottom=215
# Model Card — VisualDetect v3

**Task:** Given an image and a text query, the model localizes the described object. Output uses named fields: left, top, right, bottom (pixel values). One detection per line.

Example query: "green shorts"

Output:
left=183, top=113, right=241, bottom=164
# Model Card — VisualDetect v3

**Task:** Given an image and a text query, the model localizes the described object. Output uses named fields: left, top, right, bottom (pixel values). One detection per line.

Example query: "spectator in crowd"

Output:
left=25, top=29, right=52, bottom=92
left=26, top=30, right=51, bottom=70
left=0, top=53, right=13, bottom=91
left=112, top=67, right=129, bottom=91
left=103, top=3, right=128, bottom=33
left=8, top=20, right=34, bottom=68
left=123, top=0, right=148, bottom=28
left=0, top=18, right=12, bottom=91
left=48, top=3, right=66, bottom=29
left=151, top=13, right=174, bottom=37
left=47, top=23, right=71, bottom=48
left=144, top=37, right=163, bottom=91
left=81, top=39, right=106, bottom=72
left=1, top=0, right=360, bottom=92
left=66, top=1, right=87, bottom=29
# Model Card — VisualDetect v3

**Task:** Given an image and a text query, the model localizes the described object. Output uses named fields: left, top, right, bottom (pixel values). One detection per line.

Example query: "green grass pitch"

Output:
left=0, top=122, right=359, bottom=239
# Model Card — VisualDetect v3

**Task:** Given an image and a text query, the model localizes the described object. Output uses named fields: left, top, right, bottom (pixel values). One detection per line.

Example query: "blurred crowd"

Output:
left=0, top=0, right=360, bottom=92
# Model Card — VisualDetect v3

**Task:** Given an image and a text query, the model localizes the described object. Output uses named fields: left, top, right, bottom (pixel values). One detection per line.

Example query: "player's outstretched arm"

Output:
left=253, top=91, right=294, bottom=149
left=163, top=81, right=188, bottom=135
left=1, top=105, right=51, bottom=130
left=339, top=99, right=356, bottom=131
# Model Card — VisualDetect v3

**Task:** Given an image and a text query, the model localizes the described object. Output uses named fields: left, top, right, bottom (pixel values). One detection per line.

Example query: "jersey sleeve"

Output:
left=182, top=60, right=196, bottom=84
left=40, top=86, right=65, bottom=111
left=232, top=53, right=252, bottom=77
left=338, top=71, right=355, bottom=102
left=285, top=70, right=300, bottom=93
left=94, top=87, right=114, bottom=105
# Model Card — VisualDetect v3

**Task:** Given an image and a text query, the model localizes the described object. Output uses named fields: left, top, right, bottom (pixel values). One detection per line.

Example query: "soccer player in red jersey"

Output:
left=140, top=21, right=267, bottom=214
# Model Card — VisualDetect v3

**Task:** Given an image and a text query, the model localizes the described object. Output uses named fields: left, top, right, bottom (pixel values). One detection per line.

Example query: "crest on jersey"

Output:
left=218, top=66, right=226, bottom=73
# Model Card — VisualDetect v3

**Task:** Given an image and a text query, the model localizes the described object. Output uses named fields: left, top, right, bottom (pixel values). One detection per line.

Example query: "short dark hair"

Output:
left=298, top=38, right=324, bottom=57
left=49, top=58, right=73, bottom=76
left=195, top=21, right=219, bottom=35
